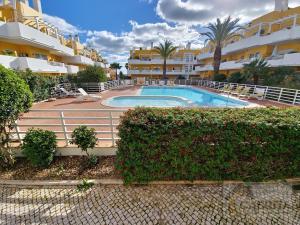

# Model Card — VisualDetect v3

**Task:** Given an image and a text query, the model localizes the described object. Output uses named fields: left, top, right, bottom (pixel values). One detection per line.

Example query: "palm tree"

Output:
left=243, top=58, right=270, bottom=85
left=154, top=40, right=177, bottom=81
left=201, top=16, right=244, bottom=75
left=110, top=63, right=122, bottom=80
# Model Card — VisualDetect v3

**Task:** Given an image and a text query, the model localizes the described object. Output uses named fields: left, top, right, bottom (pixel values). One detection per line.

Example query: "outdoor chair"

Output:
left=75, top=88, right=102, bottom=102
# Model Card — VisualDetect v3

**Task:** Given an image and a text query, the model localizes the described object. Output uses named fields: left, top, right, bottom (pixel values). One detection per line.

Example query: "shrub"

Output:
left=0, top=66, right=33, bottom=168
left=16, top=69, right=59, bottom=101
left=22, top=129, right=57, bottom=168
left=116, top=108, right=300, bottom=184
left=212, top=73, right=227, bottom=82
left=227, top=72, right=246, bottom=83
left=77, top=66, right=107, bottom=83
left=70, top=126, right=98, bottom=156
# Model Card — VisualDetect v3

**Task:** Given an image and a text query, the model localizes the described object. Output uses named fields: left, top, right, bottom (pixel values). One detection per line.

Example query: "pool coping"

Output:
left=102, top=95, right=194, bottom=108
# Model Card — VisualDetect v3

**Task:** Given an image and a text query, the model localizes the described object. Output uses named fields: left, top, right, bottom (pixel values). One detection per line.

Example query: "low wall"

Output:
left=12, top=147, right=117, bottom=157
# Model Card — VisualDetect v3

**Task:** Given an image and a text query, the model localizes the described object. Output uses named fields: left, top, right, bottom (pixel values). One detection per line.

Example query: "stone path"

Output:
left=0, top=183, right=299, bottom=224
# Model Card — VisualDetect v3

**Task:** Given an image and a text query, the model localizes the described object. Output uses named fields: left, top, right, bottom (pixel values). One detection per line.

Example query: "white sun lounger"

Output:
left=76, top=88, right=102, bottom=102
left=59, top=87, right=77, bottom=97
left=159, top=80, right=165, bottom=86
left=151, top=80, right=157, bottom=86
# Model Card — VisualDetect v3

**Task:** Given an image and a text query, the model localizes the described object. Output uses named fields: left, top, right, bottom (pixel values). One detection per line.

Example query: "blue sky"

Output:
left=41, top=0, right=298, bottom=69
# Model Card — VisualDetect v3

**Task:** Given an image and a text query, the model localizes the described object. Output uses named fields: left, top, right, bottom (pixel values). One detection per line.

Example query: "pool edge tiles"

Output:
left=102, top=95, right=193, bottom=108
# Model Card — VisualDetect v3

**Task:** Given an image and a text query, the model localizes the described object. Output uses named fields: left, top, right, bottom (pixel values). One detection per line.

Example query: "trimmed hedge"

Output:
left=116, top=108, right=300, bottom=184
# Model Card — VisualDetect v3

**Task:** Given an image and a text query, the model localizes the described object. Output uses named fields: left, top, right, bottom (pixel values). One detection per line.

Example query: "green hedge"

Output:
left=116, top=108, right=300, bottom=184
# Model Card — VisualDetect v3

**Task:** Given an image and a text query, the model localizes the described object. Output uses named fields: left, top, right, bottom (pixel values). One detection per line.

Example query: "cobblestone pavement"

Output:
left=0, top=182, right=299, bottom=225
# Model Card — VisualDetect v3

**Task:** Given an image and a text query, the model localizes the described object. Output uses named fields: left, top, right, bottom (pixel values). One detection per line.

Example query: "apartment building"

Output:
left=196, top=0, right=300, bottom=78
left=128, top=43, right=201, bottom=80
left=0, top=0, right=107, bottom=75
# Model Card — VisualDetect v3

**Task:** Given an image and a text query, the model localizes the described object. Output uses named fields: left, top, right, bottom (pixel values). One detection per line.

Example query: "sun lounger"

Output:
left=222, top=84, right=234, bottom=94
left=238, top=87, right=251, bottom=98
left=250, top=88, right=266, bottom=100
left=145, top=81, right=150, bottom=86
left=159, top=80, right=165, bottom=86
left=151, top=80, right=157, bottom=86
left=231, top=86, right=244, bottom=96
left=75, top=88, right=101, bottom=102
left=59, top=87, right=78, bottom=97
left=167, top=80, right=175, bottom=86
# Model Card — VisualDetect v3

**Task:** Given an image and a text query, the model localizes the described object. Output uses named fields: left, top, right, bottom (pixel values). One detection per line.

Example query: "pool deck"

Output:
left=13, top=85, right=296, bottom=147
left=30, top=85, right=293, bottom=111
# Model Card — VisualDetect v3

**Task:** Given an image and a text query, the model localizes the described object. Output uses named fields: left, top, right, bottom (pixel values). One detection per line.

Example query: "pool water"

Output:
left=103, top=96, right=191, bottom=108
left=140, top=86, right=248, bottom=107
left=104, top=86, right=249, bottom=108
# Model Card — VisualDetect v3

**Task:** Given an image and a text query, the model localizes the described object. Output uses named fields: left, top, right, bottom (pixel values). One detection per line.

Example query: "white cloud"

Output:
left=86, top=20, right=202, bottom=68
left=43, top=14, right=85, bottom=35
left=156, top=0, right=299, bottom=25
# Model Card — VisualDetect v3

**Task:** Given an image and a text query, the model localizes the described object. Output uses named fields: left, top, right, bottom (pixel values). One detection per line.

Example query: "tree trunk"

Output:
left=116, top=69, right=118, bottom=80
left=163, top=58, right=167, bottom=81
left=213, top=45, right=222, bottom=76
left=253, top=74, right=259, bottom=85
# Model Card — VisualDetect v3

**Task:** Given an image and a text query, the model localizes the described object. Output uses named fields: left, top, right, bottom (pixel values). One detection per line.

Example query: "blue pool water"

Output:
left=103, top=96, right=191, bottom=108
left=104, top=86, right=249, bottom=108
left=140, top=86, right=249, bottom=107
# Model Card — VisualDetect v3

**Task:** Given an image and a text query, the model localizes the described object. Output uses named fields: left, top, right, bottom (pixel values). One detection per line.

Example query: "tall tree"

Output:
left=154, top=40, right=177, bottom=80
left=110, top=63, right=122, bottom=80
left=243, top=58, right=270, bottom=85
left=201, top=16, right=244, bottom=75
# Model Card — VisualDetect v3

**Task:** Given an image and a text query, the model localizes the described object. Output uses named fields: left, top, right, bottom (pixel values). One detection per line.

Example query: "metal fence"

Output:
left=178, top=79, right=300, bottom=105
left=123, top=78, right=299, bottom=105
left=13, top=109, right=126, bottom=147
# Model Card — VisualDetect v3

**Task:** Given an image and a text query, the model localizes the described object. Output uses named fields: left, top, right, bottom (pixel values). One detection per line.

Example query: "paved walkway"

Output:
left=1, top=183, right=299, bottom=225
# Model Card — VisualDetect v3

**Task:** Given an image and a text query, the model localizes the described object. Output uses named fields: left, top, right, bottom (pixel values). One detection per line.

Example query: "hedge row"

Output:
left=116, top=107, right=300, bottom=184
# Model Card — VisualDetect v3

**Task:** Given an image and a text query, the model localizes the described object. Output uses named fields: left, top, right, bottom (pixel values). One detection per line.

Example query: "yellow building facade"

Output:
left=0, top=0, right=107, bottom=75
left=128, top=43, right=201, bottom=79
left=196, top=0, right=300, bottom=78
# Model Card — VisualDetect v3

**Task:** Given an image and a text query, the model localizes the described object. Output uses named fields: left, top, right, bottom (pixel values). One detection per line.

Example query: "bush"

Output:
left=22, top=129, right=57, bottom=168
left=116, top=108, right=300, bottom=184
left=213, top=73, right=227, bottom=82
left=70, top=126, right=98, bottom=156
left=77, top=66, right=107, bottom=83
left=0, top=66, right=33, bottom=168
left=227, top=72, right=246, bottom=83
left=16, top=69, right=59, bottom=101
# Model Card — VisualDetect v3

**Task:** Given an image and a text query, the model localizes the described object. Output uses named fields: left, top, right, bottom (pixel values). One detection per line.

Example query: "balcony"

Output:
left=0, top=22, right=74, bottom=56
left=0, top=55, right=79, bottom=74
left=128, top=59, right=197, bottom=65
left=128, top=69, right=195, bottom=75
left=62, top=55, right=94, bottom=66
left=195, top=53, right=300, bottom=72
left=198, top=18, right=300, bottom=60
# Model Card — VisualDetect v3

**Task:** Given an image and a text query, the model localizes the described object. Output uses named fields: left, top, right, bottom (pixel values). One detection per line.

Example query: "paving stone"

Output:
left=0, top=183, right=299, bottom=224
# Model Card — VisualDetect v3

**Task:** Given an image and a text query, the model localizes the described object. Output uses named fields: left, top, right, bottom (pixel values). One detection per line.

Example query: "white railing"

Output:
left=76, top=80, right=134, bottom=93
left=12, top=109, right=127, bottom=147
left=171, top=79, right=300, bottom=105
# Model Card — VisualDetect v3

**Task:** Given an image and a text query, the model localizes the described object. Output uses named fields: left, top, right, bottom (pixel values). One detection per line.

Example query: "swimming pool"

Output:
left=103, top=95, right=192, bottom=108
left=140, top=86, right=249, bottom=107
left=104, top=86, right=249, bottom=108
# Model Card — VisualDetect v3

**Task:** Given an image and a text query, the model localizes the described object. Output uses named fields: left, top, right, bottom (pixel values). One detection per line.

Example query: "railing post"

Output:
left=60, top=111, right=69, bottom=146
left=109, top=111, right=115, bottom=147
left=278, top=88, right=283, bottom=102
left=293, top=90, right=299, bottom=105
left=264, top=86, right=269, bottom=99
